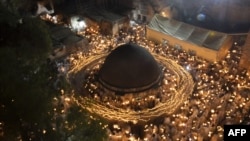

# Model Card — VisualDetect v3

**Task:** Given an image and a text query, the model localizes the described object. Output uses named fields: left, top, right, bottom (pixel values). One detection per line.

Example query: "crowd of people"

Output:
left=56, top=23, right=250, bottom=141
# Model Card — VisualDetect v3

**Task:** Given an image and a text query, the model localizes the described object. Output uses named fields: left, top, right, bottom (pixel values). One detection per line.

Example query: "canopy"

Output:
left=148, top=14, right=228, bottom=51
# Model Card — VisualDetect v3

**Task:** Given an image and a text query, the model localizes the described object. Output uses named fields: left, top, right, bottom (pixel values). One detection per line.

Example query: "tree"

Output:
left=0, top=3, right=107, bottom=140
left=0, top=3, right=54, bottom=140
left=47, top=102, right=108, bottom=141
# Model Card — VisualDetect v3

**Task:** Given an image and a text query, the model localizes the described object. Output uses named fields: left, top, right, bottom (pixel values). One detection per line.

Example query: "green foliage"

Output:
left=0, top=3, right=54, bottom=140
left=0, top=14, right=53, bottom=121
left=40, top=103, right=108, bottom=141
left=0, top=3, right=107, bottom=141
left=17, top=17, right=52, bottom=63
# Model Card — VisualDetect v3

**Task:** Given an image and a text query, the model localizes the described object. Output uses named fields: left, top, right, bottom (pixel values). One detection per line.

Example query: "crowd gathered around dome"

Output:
left=54, top=24, right=250, bottom=141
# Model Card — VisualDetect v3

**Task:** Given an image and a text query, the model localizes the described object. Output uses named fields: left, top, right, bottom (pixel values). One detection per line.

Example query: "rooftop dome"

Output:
left=99, top=43, right=162, bottom=93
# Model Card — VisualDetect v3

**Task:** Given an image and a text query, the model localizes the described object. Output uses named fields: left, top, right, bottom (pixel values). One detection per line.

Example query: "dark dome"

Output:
left=99, top=43, right=162, bottom=93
